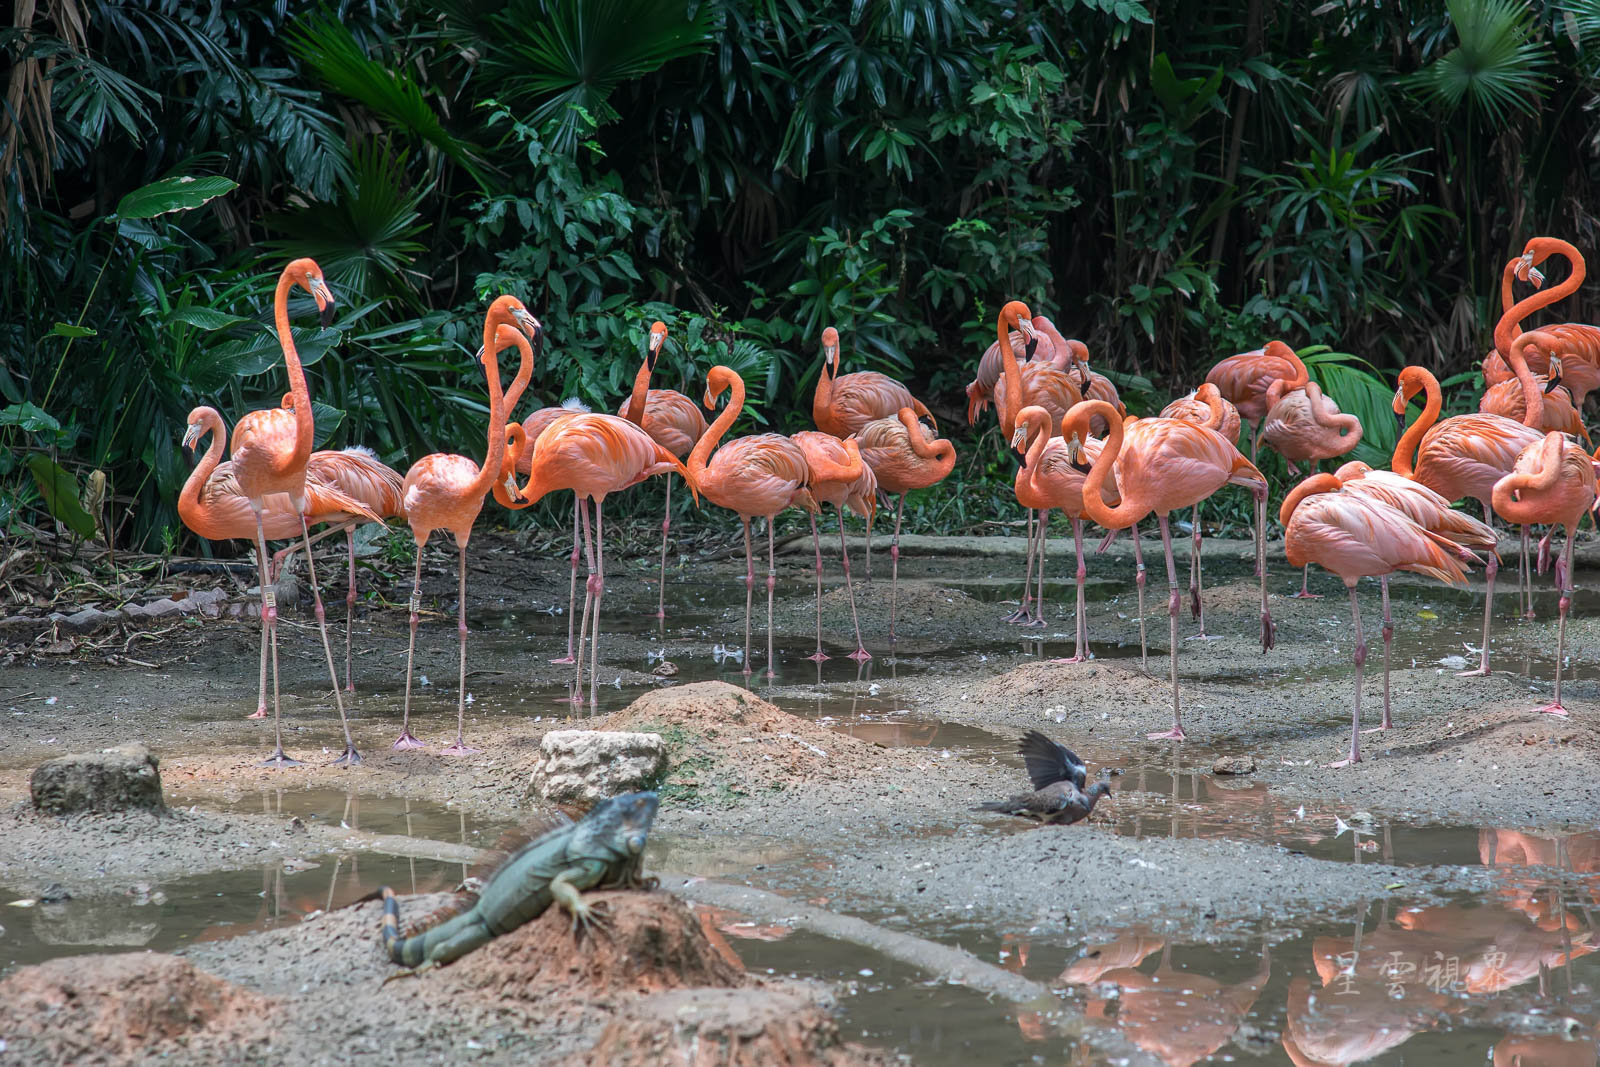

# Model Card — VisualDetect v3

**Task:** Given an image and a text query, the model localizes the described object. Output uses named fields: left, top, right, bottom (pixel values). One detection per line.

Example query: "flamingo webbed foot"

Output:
left=258, top=751, right=302, bottom=768
left=439, top=742, right=480, bottom=755
left=1456, top=666, right=1491, bottom=678
left=806, top=651, right=830, bottom=663
left=1288, top=590, right=1322, bottom=600
left=1050, top=655, right=1088, bottom=664
left=1146, top=727, right=1187, bottom=741
left=1538, top=701, right=1570, bottom=717
left=247, top=709, right=268, bottom=721
left=1185, top=632, right=1222, bottom=642
left=549, top=654, right=576, bottom=665
left=1324, top=756, right=1359, bottom=769
left=848, top=649, right=873, bottom=661
left=393, top=733, right=427, bottom=751
left=329, top=746, right=363, bottom=767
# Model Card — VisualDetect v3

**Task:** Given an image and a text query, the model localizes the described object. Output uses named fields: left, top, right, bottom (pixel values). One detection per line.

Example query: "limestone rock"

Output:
left=31, top=743, right=165, bottom=815
left=531, top=730, right=665, bottom=803
left=576, top=987, right=890, bottom=1066
left=1212, top=755, right=1257, bottom=776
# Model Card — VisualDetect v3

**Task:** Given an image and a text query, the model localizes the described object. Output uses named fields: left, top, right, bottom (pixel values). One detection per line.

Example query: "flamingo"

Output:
left=1280, top=474, right=1480, bottom=766
left=1011, top=404, right=1117, bottom=660
left=1329, top=460, right=1498, bottom=729
left=1159, top=384, right=1241, bottom=636
left=1393, top=350, right=1547, bottom=676
left=855, top=408, right=957, bottom=643
left=227, top=257, right=365, bottom=766
left=689, top=366, right=818, bottom=677
left=1062, top=399, right=1273, bottom=741
left=509, top=398, right=590, bottom=665
left=812, top=325, right=935, bottom=439
left=510, top=408, right=693, bottom=710
left=395, top=298, right=539, bottom=754
left=1259, top=375, right=1365, bottom=598
left=1031, top=317, right=1124, bottom=426
left=791, top=431, right=870, bottom=661
left=617, top=321, right=708, bottom=619
left=1492, top=431, right=1597, bottom=716
left=178, top=409, right=383, bottom=751
left=1479, top=357, right=1590, bottom=443
left=993, top=301, right=1084, bottom=622
left=969, top=316, right=1124, bottom=431
left=1203, top=340, right=1308, bottom=458
left=1483, top=237, right=1600, bottom=409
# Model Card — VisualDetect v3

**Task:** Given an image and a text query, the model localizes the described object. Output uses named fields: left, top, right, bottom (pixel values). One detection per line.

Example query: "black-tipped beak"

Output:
left=1545, top=376, right=1563, bottom=395
left=1394, top=409, right=1407, bottom=432
left=1024, top=336, right=1038, bottom=361
left=319, top=301, right=336, bottom=328
left=1070, top=457, right=1091, bottom=475
left=473, top=344, right=486, bottom=368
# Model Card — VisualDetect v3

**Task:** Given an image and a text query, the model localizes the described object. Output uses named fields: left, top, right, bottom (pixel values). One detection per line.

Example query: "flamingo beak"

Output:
left=1546, top=358, right=1564, bottom=394
left=307, top=275, right=336, bottom=328
left=1017, top=320, right=1038, bottom=361
left=702, top=388, right=716, bottom=410
left=1009, top=424, right=1027, bottom=459
left=181, top=423, right=202, bottom=451
left=502, top=472, right=522, bottom=504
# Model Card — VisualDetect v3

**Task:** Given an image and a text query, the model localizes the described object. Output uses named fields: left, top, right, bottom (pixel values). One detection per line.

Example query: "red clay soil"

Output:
left=575, top=987, right=892, bottom=1067
left=0, top=952, right=273, bottom=1064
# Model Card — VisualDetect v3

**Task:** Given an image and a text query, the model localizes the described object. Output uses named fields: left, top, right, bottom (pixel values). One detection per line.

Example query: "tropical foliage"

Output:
left=7, top=0, right=1600, bottom=548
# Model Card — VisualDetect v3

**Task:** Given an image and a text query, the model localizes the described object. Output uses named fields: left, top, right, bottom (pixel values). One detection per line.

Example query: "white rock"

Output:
left=529, top=730, right=666, bottom=804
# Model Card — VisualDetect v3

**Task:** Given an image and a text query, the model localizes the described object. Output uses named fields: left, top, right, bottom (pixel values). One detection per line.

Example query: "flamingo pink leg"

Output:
left=1025, top=509, right=1049, bottom=629
left=1328, top=583, right=1366, bottom=768
left=571, top=498, right=597, bottom=702
left=889, top=494, right=905, bottom=645
left=1147, top=514, right=1187, bottom=741
left=440, top=541, right=479, bottom=754
left=1460, top=542, right=1498, bottom=677
left=765, top=518, right=778, bottom=679
left=1521, top=524, right=1535, bottom=619
left=550, top=497, right=580, bottom=665
left=1051, top=518, right=1092, bottom=664
left=298, top=511, right=360, bottom=766
left=1187, top=504, right=1206, bottom=633
left=807, top=511, right=828, bottom=662
left=1006, top=508, right=1037, bottom=624
left=342, top=527, right=357, bottom=692
left=394, top=549, right=427, bottom=750
left=586, top=499, right=607, bottom=709
left=1292, top=564, right=1321, bottom=599
left=253, top=516, right=298, bottom=766
left=1131, top=520, right=1148, bottom=672
left=1257, top=490, right=1275, bottom=652
left=656, top=477, right=673, bottom=620
left=1540, top=529, right=1574, bottom=716
left=837, top=505, right=870, bottom=660
left=251, top=546, right=270, bottom=720
left=1380, top=576, right=1393, bottom=729
left=741, top=517, right=755, bottom=677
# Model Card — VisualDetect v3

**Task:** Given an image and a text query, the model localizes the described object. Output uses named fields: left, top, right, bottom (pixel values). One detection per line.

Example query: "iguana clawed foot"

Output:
left=568, top=897, right=613, bottom=941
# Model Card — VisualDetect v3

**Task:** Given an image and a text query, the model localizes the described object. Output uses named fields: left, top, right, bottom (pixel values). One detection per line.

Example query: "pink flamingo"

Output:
left=1031, top=317, right=1124, bottom=427
left=510, top=407, right=693, bottom=710
left=1483, top=236, right=1600, bottom=409
left=618, top=321, right=708, bottom=619
left=1492, top=431, right=1597, bottom=715
left=1329, top=460, right=1498, bottom=729
left=1479, top=357, right=1590, bottom=444
left=812, top=325, right=935, bottom=439
left=510, top=398, right=590, bottom=664
left=395, top=299, right=540, bottom=753
left=227, top=257, right=362, bottom=766
left=1203, top=340, right=1308, bottom=458
left=179, top=409, right=383, bottom=744
left=791, top=431, right=870, bottom=661
left=1260, top=376, right=1365, bottom=599
left=1394, top=350, right=1547, bottom=676
left=1063, top=399, right=1273, bottom=741
left=969, top=315, right=1122, bottom=433
left=1159, top=384, right=1241, bottom=636
left=1281, top=474, right=1480, bottom=766
left=855, top=409, right=957, bottom=643
left=1011, top=404, right=1117, bottom=660
left=689, top=366, right=817, bottom=677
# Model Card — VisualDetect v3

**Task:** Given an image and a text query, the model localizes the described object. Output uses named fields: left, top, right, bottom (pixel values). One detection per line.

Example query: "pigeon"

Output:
left=973, top=730, right=1111, bottom=826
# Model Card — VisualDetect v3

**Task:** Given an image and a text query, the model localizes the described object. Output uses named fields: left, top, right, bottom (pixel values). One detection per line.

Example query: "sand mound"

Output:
left=577, top=987, right=891, bottom=1067
left=0, top=952, right=271, bottom=1064
left=432, top=890, right=745, bottom=1001
left=596, top=681, right=894, bottom=800
left=974, top=659, right=1171, bottom=707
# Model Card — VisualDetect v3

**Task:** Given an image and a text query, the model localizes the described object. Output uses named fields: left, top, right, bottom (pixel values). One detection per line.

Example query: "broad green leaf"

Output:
left=0, top=402, right=61, bottom=434
left=169, top=307, right=249, bottom=331
left=26, top=455, right=99, bottom=539
left=49, top=323, right=96, bottom=339
left=311, top=400, right=345, bottom=449
left=114, top=176, right=239, bottom=220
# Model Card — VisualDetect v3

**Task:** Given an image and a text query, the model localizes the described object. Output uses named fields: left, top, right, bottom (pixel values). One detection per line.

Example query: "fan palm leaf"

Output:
left=1410, top=0, right=1553, bottom=125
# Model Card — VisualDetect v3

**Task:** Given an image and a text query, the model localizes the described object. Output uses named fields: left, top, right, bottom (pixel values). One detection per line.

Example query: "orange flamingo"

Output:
left=689, top=366, right=818, bottom=676
left=1492, top=431, right=1597, bottom=715
left=510, top=408, right=693, bottom=710
left=1330, top=460, right=1497, bottom=730
left=1394, top=355, right=1545, bottom=676
left=791, top=431, right=870, bottom=661
left=394, top=298, right=539, bottom=753
left=617, top=321, right=708, bottom=619
left=1203, top=340, right=1308, bottom=457
left=1063, top=399, right=1273, bottom=741
left=1282, top=474, right=1481, bottom=765
left=993, top=301, right=1085, bottom=622
left=179, top=409, right=383, bottom=738
left=967, top=314, right=1121, bottom=428
left=1032, top=317, right=1125, bottom=423
left=227, top=257, right=365, bottom=766
left=1260, top=375, right=1365, bottom=599
left=1479, top=356, right=1590, bottom=443
left=509, top=398, right=590, bottom=665
left=1159, top=384, right=1241, bottom=636
left=1012, top=405, right=1117, bottom=660
left=812, top=325, right=935, bottom=439
left=1484, top=237, right=1600, bottom=408
left=855, top=408, right=957, bottom=643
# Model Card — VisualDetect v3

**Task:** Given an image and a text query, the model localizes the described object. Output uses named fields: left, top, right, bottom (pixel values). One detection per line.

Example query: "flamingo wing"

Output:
left=1288, top=495, right=1469, bottom=584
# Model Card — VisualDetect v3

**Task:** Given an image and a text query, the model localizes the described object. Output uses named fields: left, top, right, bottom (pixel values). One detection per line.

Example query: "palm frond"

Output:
left=1410, top=0, right=1553, bottom=124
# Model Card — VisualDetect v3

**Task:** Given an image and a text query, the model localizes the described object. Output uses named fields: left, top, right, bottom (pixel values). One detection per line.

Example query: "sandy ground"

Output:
left=1, top=528, right=1597, bottom=1062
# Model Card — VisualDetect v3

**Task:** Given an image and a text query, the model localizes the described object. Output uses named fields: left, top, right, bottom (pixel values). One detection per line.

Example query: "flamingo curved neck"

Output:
left=1278, top=473, right=1342, bottom=526
left=1492, top=434, right=1565, bottom=520
left=1503, top=333, right=1547, bottom=429
left=274, top=270, right=315, bottom=471
left=1495, top=240, right=1585, bottom=356
left=1392, top=371, right=1441, bottom=479
left=624, top=358, right=652, bottom=427
left=464, top=318, right=514, bottom=504
left=689, top=374, right=745, bottom=480
left=178, top=411, right=226, bottom=528
left=897, top=409, right=954, bottom=467
left=999, top=310, right=1025, bottom=436
left=1306, top=383, right=1363, bottom=439
left=1077, top=400, right=1143, bottom=529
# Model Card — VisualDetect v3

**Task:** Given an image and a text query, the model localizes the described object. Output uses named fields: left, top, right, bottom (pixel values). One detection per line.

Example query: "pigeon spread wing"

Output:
left=1019, top=730, right=1087, bottom=791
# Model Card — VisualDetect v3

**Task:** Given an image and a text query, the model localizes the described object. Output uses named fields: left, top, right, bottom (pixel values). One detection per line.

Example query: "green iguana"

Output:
left=379, top=791, right=658, bottom=974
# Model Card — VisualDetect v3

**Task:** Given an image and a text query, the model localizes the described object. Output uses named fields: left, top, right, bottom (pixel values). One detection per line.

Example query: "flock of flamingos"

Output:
left=176, top=236, right=1600, bottom=769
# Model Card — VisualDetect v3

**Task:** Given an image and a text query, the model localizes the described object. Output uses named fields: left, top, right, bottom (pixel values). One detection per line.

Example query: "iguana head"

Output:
left=578, top=791, right=659, bottom=862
